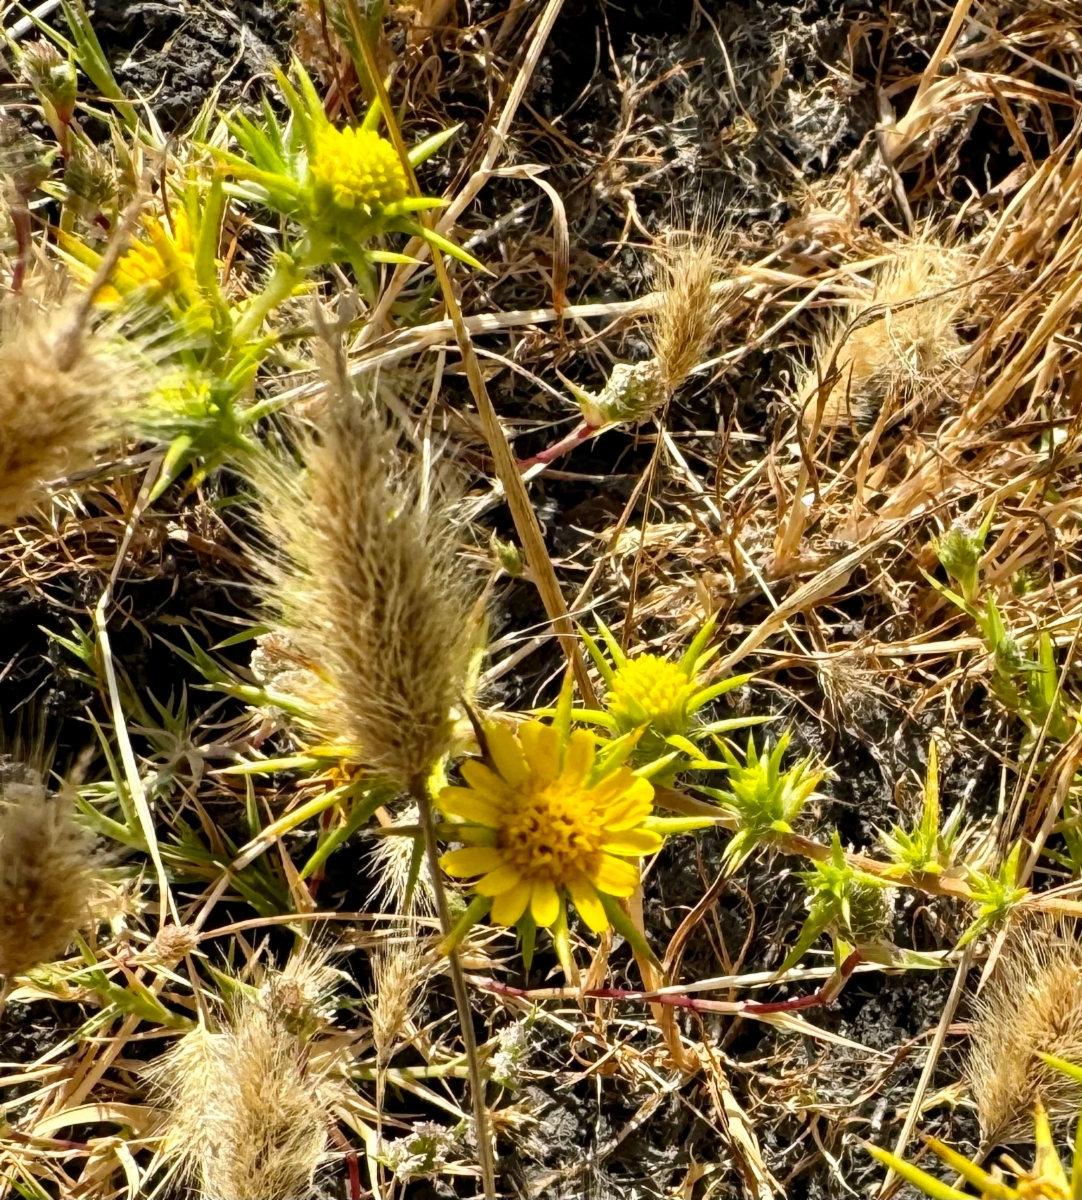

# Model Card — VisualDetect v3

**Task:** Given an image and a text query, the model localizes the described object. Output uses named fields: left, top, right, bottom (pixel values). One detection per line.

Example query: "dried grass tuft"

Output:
left=259, top=387, right=481, bottom=787
left=367, top=804, right=436, bottom=915
left=649, top=225, right=727, bottom=397
left=0, top=297, right=127, bottom=525
left=149, top=988, right=331, bottom=1200
left=0, top=762, right=97, bottom=982
left=968, top=922, right=1082, bottom=1142
left=369, top=940, right=428, bottom=1064
left=800, top=236, right=970, bottom=432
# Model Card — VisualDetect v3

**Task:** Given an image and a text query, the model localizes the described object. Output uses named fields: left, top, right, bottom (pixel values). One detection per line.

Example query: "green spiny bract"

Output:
left=216, top=59, right=480, bottom=296
left=698, top=732, right=826, bottom=869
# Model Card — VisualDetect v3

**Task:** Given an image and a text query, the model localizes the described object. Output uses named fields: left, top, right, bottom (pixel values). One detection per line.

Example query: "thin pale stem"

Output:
left=411, top=779, right=497, bottom=1199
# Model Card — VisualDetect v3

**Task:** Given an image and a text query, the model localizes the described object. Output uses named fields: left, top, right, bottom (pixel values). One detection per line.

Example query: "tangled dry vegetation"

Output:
left=7, top=0, right=1082, bottom=1197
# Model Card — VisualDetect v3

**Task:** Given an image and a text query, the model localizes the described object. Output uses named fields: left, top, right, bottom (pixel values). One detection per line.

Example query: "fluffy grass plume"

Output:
left=577, top=225, right=726, bottom=428
left=369, top=940, right=427, bottom=1064
left=0, top=296, right=126, bottom=525
left=149, top=986, right=330, bottom=1199
left=800, top=236, right=969, bottom=432
left=968, top=922, right=1082, bottom=1142
left=0, top=762, right=97, bottom=983
left=367, top=803, right=436, bottom=916
left=261, top=385, right=480, bottom=786
left=650, top=225, right=728, bottom=397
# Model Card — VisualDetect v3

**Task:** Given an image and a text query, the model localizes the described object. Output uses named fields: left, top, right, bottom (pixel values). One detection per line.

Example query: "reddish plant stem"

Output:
left=517, top=421, right=597, bottom=468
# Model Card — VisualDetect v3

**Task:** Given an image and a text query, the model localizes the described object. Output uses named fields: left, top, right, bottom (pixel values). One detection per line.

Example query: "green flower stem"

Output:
left=231, top=252, right=302, bottom=346
left=411, top=775, right=497, bottom=1200
left=655, top=783, right=1082, bottom=920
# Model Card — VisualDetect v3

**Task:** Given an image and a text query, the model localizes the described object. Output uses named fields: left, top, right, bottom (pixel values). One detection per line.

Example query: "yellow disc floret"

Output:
left=310, top=125, right=409, bottom=217
left=438, top=720, right=661, bottom=933
left=93, top=210, right=195, bottom=305
left=609, top=653, right=698, bottom=738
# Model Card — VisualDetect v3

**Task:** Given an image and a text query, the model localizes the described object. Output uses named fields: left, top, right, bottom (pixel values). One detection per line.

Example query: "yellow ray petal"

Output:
left=518, top=721, right=560, bottom=783
left=588, top=853, right=639, bottom=897
left=561, top=729, right=596, bottom=787
left=586, top=768, right=634, bottom=806
left=437, top=786, right=500, bottom=827
left=530, top=878, right=560, bottom=928
left=595, top=779, right=655, bottom=829
left=600, top=828, right=663, bottom=855
left=459, top=759, right=512, bottom=804
left=490, top=878, right=531, bottom=925
left=440, top=846, right=505, bottom=878
left=485, top=721, right=529, bottom=787
left=475, top=864, right=522, bottom=896
left=567, top=872, right=609, bottom=934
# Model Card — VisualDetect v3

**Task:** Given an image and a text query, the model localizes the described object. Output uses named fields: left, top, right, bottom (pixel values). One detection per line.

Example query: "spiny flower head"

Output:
left=59, top=209, right=195, bottom=305
left=310, top=125, right=409, bottom=220
left=699, top=732, right=826, bottom=869
left=577, top=614, right=758, bottom=765
left=437, top=687, right=664, bottom=946
left=218, top=59, right=481, bottom=293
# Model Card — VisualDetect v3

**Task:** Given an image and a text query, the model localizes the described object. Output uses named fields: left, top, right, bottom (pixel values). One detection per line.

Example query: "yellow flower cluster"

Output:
left=310, top=126, right=409, bottom=217
left=438, top=720, right=660, bottom=933
left=608, top=653, right=700, bottom=739
left=92, top=210, right=195, bottom=305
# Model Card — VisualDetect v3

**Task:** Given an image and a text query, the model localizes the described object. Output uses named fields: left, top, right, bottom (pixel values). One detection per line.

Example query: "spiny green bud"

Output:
left=490, top=533, right=524, bottom=578
left=63, top=141, right=115, bottom=211
left=569, top=359, right=666, bottom=428
left=845, top=880, right=896, bottom=944
left=21, top=41, right=77, bottom=128
left=934, top=509, right=994, bottom=604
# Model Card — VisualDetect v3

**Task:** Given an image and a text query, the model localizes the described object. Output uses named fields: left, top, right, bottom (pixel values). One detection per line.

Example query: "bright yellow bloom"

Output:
left=310, top=125, right=409, bottom=218
left=438, top=720, right=660, bottom=933
left=97, top=209, right=195, bottom=304
left=608, top=654, right=699, bottom=739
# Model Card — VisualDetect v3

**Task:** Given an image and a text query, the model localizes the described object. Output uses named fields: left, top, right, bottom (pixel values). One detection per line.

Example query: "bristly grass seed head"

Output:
left=800, top=235, right=970, bottom=432
left=969, top=921, right=1082, bottom=1142
left=0, top=762, right=98, bottom=983
left=258, top=385, right=483, bottom=789
left=0, top=295, right=130, bottom=525
left=148, top=979, right=334, bottom=1200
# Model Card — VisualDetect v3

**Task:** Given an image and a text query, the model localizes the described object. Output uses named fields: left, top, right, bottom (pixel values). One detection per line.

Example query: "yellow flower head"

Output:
left=579, top=614, right=756, bottom=764
left=438, top=719, right=660, bottom=934
left=83, top=209, right=195, bottom=306
left=310, top=125, right=409, bottom=218
left=608, top=653, right=699, bottom=739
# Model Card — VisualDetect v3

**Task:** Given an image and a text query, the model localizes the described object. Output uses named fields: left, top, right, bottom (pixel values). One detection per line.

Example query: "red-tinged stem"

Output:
left=468, top=950, right=862, bottom=1017
left=518, top=421, right=597, bottom=469
left=9, top=192, right=31, bottom=293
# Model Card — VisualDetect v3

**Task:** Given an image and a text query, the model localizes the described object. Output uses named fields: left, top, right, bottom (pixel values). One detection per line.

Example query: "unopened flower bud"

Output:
left=490, top=533, right=524, bottom=577
left=21, top=41, right=77, bottom=128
